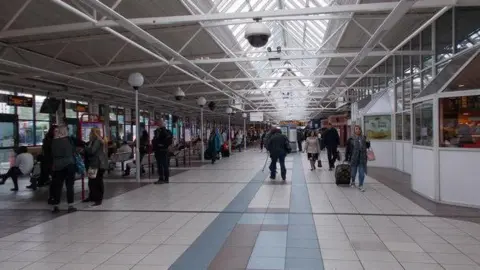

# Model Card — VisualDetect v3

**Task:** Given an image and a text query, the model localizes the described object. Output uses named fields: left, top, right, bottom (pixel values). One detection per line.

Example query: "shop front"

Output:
left=411, top=51, right=480, bottom=208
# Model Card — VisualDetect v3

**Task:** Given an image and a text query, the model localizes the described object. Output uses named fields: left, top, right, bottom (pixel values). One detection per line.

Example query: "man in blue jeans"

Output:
left=266, top=128, right=291, bottom=181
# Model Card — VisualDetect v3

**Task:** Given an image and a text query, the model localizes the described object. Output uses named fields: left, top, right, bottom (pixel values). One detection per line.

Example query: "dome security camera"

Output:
left=245, top=20, right=271, bottom=48
left=174, top=87, right=185, bottom=101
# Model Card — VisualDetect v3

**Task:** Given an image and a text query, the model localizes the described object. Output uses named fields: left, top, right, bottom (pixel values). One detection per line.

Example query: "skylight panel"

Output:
left=209, top=0, right=332, bottom=119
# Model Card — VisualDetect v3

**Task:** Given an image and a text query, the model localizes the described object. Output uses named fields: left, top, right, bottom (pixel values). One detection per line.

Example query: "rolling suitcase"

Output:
left=335, top=163, right=351, bottom=185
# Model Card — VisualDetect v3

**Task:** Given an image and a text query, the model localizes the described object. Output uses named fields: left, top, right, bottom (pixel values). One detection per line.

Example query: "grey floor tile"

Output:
left=351, top=241, right=388, bottom=251
left=239, top=214, right=266, bottom=225
left=251, top=246, right=286, bottom=258
left=247, top=256, right=286, bottom=270
left=355, top=250, right=397, bottom=262
left=286, top=248, right=322, bottom=260
left=400, top=262, right=444, bottom=270
left=287, top=239, right=319, bottom=249
left=285, top=258, right=323, bottom=270
left=323, top=260, right=363, bottom=270
left=289, top=214, right=314, bottom=225
left=361, top=261, right=404, bottom=270
left=320, top=249, right=358, bottom=261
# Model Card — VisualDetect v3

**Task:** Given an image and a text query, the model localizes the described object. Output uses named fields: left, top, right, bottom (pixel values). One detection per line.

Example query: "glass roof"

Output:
left=211, top=0, right=334, bottom=119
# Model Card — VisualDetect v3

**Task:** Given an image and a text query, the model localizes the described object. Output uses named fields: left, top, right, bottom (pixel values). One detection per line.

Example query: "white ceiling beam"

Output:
left=319, top=0, right=418, bottom=103
left=137, top=74, right=388, bottom=88
left=0, top=0, right=460, bottom=39
left=16, top=50, right=428, bottom=76
left=79, top=0, right=259, bottom=112
left=315, top=6, right=453, bottom=117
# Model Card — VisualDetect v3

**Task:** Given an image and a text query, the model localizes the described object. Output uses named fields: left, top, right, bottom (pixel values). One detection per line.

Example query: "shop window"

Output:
left=109, top=106, right=117, bottom=121
left=395, top=83, right=403, bottom=112
left=404, top=112, right=411, bottom=140
left=19, top=121, right=34, bottom=146
left=440, top=95, right=480, bottom=148
left=17, top=93, right=33, bottom=120
left=413, top=100, right=434, bottom=146
left=35, top=121, right=50, bottom=145
left=395, top=113, right=403, bottom=140
left=0, top=122, right=15, bottom=147
left=364, top=115, right=392, bottom=140
left=0, top=90, right=14, bottom=114
left=35, top=95, right=50, bottom=121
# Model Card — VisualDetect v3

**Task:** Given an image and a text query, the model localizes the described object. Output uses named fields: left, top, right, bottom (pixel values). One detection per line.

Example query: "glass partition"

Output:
left=413, top=100, right=434, bottom=146
left=396, top=113, right=403, bottom=140
left=440, top=95, right=480, bottom=148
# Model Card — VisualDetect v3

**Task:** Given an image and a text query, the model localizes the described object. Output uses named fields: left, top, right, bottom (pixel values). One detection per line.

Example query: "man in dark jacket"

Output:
left=296, top=129, right=304, bottom=152
left=266, top=128, right=291, bottom=181
left=152, top=120, right=173, bottom=184
left=322, top=122, right=340, bottom=171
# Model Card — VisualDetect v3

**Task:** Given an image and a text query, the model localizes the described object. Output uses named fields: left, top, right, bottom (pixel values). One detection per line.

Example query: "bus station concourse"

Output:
left=1, top=1, right=480, bottom=269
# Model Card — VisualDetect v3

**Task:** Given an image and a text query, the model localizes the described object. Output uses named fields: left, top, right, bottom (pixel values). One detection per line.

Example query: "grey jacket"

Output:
left=51, top=137, right=75, bottom=171
left=350, top=135, right=369, bottom=168
left=85, top=138, right=108, bottom=170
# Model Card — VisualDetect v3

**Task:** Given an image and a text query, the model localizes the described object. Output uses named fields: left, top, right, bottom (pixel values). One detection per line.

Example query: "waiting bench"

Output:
left=108, top=151, right=132, bottom=173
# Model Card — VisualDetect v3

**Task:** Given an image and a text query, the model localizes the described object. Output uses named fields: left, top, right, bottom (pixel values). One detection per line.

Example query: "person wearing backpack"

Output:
left=153, top=120, right=173, bottom=184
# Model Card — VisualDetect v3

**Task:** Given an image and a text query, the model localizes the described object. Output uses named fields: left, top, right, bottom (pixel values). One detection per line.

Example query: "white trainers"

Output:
left=350, top=182, right=355, bottom=187
left=359, top=186, right=365, bottom=192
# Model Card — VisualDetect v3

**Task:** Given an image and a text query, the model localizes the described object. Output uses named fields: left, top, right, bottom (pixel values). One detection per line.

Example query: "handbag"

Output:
left=87, top=168, right=98, bottom=179
left=367, top=148, right=376, bottom=161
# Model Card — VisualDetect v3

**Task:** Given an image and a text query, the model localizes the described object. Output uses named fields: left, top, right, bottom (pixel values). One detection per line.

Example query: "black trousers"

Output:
left=88, top=169, right=105, bottom=203
left=38, top=163, right=52, bottom=187
left=155, top=152, right=170, bottom=181
left=269, top=154, right=286, bottom=179
left=297, top=141, right=303, bottom=152
left=1, top=167, right=22, bottom=189
left=326, top=146, right=338, bottom=169
left=50, top=164, right=75, bottom=205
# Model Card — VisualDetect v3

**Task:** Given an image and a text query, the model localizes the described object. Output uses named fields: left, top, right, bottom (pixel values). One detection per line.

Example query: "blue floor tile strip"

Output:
left=286, top=155, right=324, bottom=270
left=169, top=169, right=268, bottom=270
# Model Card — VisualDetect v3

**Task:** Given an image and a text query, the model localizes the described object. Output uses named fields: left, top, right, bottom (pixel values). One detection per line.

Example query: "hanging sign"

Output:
left=74, top=104, right=88, bottom=112
left=6, top=95, right=33, bottom=107
left=250, top=112, right=264, bottom=122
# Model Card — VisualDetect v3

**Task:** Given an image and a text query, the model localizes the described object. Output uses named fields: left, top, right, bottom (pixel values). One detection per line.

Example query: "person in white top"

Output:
left=0, top=146, right=34, bottom=191
left=304, top=131, right=322, bottom=171
left=117, top=141, right=132, bottom=153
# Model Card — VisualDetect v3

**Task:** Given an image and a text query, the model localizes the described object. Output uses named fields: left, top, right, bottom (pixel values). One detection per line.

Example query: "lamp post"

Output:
left=226, top=107, right=233, bottom=154
left=242, top=113, right=247, bottom=151
left=128, top=72, right=144, bottom=183
left=197, top=97, right=207, bottom=163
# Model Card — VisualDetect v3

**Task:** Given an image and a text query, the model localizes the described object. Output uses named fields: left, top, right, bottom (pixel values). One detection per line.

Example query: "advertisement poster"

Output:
left=364, top=115, right=391, bottom=140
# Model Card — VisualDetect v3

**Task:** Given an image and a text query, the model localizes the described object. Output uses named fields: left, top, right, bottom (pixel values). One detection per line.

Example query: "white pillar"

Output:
left=243, top=118, right=246, bottom=150
left=135, top=90, right=140, bottom=183
left=200, top=107, right=204, bottom=162
left=228, top=115, right=232, bottom=154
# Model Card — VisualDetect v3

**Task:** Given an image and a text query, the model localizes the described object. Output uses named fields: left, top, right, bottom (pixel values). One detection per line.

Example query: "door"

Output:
left=0, top=114, right=18, bottom=174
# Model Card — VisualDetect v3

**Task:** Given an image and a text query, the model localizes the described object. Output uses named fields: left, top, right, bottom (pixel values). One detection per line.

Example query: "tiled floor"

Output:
left=0, top=150, right=479, bottom=270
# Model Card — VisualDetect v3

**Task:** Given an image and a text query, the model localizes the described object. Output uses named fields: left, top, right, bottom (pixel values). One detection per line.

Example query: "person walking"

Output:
left=266, top=128, right=291, bottom=181
left=35, top=125, right=56, bottom=188
left=305, top=131, right=321, bottom=171
left=260, top=131, right=266, bottom=152
left=49, top=125, right=76, bottom=213
left=207, top=129, right=221, bottom=164
left=297, top=129, right=304, bottom=152
left=153, top=120, right=173, bottom=184
left=348, top=125, right=370, bottom=192
left=83, top=128, right=108, bottom=206
left=322, top=122, right=340, bottom=171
